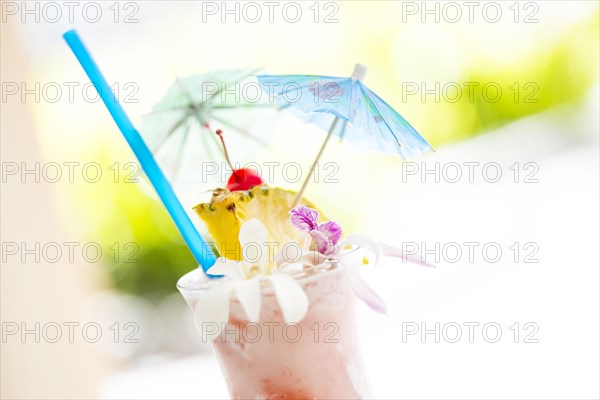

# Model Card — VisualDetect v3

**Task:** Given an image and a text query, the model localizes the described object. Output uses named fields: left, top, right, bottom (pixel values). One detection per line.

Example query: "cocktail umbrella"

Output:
left=140, top=69, right=276, bottom=189
left=257, top=64, right=433, bottom=206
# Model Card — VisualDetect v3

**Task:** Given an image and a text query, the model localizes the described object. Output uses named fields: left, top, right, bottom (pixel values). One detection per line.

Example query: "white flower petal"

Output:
left=346, top=268, right=387, bottom=314
left=340, top=235, right=383, bottom=266
left=269, top=273, right=309, bottom=324
left=234, top=278, right=262, bottom=322
left=379, top=241, right=436, bottom=268
left=339, top=246, right=365, bottom=267
left=207, top=259, right=245, bottom=280
left=193, top=280, right=235, bottom=341
left=298, top=232, right=313, bottom=251
left=239, top=218, right=270, bottom=268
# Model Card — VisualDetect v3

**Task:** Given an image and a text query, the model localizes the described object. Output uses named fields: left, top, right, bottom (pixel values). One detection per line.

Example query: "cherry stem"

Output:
left=215, top=128, right=235, bottom=172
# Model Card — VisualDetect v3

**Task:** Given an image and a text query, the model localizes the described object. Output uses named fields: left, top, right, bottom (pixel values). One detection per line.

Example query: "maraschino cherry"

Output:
left=212, top=125, right=264, bottom=191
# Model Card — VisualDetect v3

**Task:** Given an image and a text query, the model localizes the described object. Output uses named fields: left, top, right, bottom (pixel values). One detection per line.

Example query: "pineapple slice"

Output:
left=193, top=186, right=321, bottom=261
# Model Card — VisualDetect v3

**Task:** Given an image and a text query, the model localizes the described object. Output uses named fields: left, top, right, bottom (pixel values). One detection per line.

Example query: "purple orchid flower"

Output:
left=290, top=205, right=342, bottom=255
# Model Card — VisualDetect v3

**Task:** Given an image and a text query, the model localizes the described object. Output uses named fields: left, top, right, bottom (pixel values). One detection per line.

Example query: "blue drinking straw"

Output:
left=63, top=29, right=216, bottom=273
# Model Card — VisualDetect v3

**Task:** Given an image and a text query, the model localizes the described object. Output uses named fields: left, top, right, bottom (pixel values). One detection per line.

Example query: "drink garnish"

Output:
left=212, top=125, right=264, bottom=191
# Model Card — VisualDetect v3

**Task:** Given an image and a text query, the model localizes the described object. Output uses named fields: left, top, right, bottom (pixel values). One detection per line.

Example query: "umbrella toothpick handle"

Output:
left=292, top=117, right=340, bottom=208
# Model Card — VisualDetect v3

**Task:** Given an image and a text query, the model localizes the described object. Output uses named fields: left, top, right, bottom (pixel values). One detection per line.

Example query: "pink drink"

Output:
left=178, top=264, right=371, bottom=399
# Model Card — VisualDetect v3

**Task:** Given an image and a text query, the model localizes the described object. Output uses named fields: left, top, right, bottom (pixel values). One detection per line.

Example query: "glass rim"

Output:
left=176, top=261, right=342, bottom=294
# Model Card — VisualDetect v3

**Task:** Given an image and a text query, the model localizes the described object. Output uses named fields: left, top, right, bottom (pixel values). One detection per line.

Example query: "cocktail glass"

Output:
left=177, top=263, right=371, bottom=399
